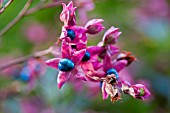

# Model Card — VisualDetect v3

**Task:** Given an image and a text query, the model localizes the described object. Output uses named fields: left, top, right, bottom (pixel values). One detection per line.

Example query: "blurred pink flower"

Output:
left=19, top=58, right=46, bottom=82
left=21, top=97, right=55, bottom=113
left=24, top=22, right=48, bottom=44
left=136, top=0, right=169, bottom=19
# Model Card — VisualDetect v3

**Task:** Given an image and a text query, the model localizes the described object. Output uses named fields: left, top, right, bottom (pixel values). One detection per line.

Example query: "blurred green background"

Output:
left=0, top=0, right=170, bottom=113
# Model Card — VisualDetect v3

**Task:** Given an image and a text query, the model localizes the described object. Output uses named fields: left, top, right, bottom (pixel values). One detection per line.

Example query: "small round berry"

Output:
left=67, top=29, right=75, bottom=40
left=20, top=66, right=30, bottom=82
left=82, top=51, right=90, bottom=62
left=58, top=58, right=75, bottom=72
left=107, top=68, right=119, bottom=79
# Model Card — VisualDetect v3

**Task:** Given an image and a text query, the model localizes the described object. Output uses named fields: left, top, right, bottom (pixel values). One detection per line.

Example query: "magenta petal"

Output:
left=85, top=19, right=105, bottom=34
left=46, top=58, right=60, bottom=69
left=91, top=70, right=105, bottom=78
left=131, top=84, right=151, bottom=99
left=91, top=60, right=103, bottom=70
left=102, top=82, right=109, bottom=100
left=60, top=1, right=76, bottom=26
left=103, top=52, right=112, bottom=72
left=60, top=27, right=67, bottom=39
left=72, top=66, right=86, bottom=81
left=71, top=49, right=86, bottom=64
left=113, top=60, right=128, bottom=72
left=57, top=71, right=71, bottom=89
left=61, top=41, right=71, bottom=58
left=103, top=26, right=122, bottom=45
left=87, top=46, right=105, bottom=58
left=67, top=1, right=73, bottom=8
left=76, top=41, right=86, bottom=50
left=106, top=45, right=119, bottom=56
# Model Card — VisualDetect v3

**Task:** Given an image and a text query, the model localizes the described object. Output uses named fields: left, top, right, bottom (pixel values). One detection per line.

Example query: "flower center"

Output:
left=106, top=68, right=119, bottom=79
left=82, top=51, right=91, bottom=62
left=139, top=88, right=145, bottom=96
left=58, top=58, right=75, bottom=72
left=67, top=29, right=75, bottom=40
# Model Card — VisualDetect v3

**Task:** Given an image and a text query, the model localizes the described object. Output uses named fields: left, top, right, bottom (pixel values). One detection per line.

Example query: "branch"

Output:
left=0, top=1, right=63, bottom=39
left=0, top=0, right=33, bottom=38
left=0, top=0, right=13, bottom=14
left=26, top=1, right=62, bottom=15
left=0, top=46, right=53, bottom=71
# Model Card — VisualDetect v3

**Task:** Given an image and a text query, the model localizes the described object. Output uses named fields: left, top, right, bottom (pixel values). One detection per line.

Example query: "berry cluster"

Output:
left=46, top=1, right=150, bottom=103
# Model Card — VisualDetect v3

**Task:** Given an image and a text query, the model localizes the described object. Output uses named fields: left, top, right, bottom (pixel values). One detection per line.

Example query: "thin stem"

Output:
left=0, top=0, right=13, bottom=14
left=0, top=46, right=53, bottom=71
left=26, top=1, right=62, bottom=15
left=0, top=0, right=33, bottom=38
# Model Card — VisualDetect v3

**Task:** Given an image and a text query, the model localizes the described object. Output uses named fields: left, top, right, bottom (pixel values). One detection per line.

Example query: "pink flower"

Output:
left=19, top=58, right=46, bottom=82
left=112, top=51, right=136, bottom=72
left=60, top=1, right=77, bottom=26
left=60, top=25, right=87, bottom=50
left=129, top=84, right=151, bottom=100
left=21, top=97, right=55, bottom=113
left=102, top=26, right=122, bottom=45
left=24, top=22, right=48, bottom=44
left=85, top=19, right=105, bottom=34
left=46, top=41, right=86, bottom=89
left=98, top=51, right=135, bottom=100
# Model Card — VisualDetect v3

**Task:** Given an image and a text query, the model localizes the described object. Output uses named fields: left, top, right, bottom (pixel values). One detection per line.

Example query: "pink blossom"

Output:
left=94, top=51, right=135, bottom=100
left=19, top=58, right=46, bottom=82
left=46, top=41, right=86, bottom=89
left=85, top=19, right=105, bottom=34
left=103, top=26, right=122, bottom=45
left=24, top=22, right=48, bottom=44
left=60, top=25, right=87, bottom=50
left=20, top=97, right=55, bottom=113
left=135, top=0, right=169, bottom=19
left=129, top=84, right=151, bottom=100
left=60, top=1, right=77, bottom=26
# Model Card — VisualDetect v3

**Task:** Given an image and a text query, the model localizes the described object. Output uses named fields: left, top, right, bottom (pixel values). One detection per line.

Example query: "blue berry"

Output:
left=20, top=66, right=30, bottom=82
left=107, top=68, right=119, bottom=79
left=67, top=29, right=75, bottom=40
left=58, top=58, right=75, bottom=72
left=82, top=51, right=90, bottom=62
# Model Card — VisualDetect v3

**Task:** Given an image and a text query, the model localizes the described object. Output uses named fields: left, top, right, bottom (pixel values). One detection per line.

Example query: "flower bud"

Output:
left=85, top=19, right=105, bottom=34
left=103, top=26, right=121, bottom=45
left=129, top=84, right=151, bottom=100
left=60, top=1, right=77, bottom=26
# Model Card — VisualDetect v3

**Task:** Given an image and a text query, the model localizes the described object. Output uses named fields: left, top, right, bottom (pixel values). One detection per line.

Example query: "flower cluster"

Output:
left=46, top=1, right=150, bottom=103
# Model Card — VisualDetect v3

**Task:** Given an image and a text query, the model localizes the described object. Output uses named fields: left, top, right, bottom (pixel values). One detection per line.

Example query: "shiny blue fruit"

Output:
left=58, top=58, right=75, bottom=72
left=67, top=29, right=75, bottom=40
left=20, top=66, right=30, bottom=82
left=82, top=51, right=90, bottom=62
left=107, top=68, right=119, bottom=79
